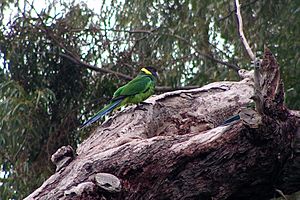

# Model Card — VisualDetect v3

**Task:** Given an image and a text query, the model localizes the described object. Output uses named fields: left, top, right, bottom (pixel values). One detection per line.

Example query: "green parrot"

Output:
left=81, top=66, right=158, bottom=128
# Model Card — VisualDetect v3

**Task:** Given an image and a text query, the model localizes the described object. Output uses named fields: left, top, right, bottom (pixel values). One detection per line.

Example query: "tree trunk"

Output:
left=25, top=48, right=300, bottom=200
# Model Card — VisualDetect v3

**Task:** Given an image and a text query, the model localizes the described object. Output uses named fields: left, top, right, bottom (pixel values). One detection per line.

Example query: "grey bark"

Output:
left=25, top=48, right=300, bottom=200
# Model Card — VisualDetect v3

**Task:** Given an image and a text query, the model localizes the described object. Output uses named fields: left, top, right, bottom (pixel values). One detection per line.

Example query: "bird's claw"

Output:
left=135, top=107, right=148, bottom=111
left=134, top=103, right=150, bottom=111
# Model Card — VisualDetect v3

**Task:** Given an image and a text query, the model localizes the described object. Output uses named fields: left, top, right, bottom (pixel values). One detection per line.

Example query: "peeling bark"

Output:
left=25, top=49, right=300, bottom=200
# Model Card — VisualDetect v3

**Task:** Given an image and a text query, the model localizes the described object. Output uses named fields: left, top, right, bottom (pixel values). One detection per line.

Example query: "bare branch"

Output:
left=60, top=53, right=199, bottom=93
left=69, top=27, right=158, bottom=35
left=51, top=34, right=132, bottom=80
left=59, top=53, right=132, bottom=80
left=234, top=0, right=256, bottom=61
left=26, top=2, right=133, bottom=81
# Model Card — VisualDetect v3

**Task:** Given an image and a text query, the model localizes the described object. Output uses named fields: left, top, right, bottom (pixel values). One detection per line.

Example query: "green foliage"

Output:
left=0, top=2, right=111, bottom=198
left=0, top=0, right=299, bottom=199
left=0, top=78, right=55, bottom=197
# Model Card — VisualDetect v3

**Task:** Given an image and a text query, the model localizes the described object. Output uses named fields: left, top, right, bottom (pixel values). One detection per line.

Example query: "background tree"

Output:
left=0, top=0, right=299, bottom=199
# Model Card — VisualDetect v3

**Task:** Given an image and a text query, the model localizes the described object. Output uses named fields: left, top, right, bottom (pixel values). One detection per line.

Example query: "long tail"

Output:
left=81, top=98, right=123, bottom=129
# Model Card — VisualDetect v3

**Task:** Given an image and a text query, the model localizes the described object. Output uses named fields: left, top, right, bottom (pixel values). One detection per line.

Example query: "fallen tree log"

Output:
left=25, top=48, right=300, bottom=200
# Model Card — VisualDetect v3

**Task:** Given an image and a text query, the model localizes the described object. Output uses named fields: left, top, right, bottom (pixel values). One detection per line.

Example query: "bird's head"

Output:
left=140, top=66, right=158, bottom=78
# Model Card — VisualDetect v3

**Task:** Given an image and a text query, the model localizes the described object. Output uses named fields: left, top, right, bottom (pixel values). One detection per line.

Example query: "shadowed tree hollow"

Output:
left=24, top=49, right=300, bottom=200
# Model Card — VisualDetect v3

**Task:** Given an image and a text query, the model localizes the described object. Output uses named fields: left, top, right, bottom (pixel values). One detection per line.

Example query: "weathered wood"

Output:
left=25, top=49, right=300, bottom=200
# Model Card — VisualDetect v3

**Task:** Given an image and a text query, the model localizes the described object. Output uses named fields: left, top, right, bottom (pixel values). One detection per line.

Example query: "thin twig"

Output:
left=234, top=0, right=256, bottom=61
left=69, top=27, right=158, bottom=34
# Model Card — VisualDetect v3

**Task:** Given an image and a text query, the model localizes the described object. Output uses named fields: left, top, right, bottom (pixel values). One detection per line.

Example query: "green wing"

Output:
left=113, top=75, right=153, bottom=99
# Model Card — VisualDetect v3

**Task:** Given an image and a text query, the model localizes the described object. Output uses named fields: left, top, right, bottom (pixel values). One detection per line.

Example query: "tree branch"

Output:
left=234, top=0, right=256, bottom=61
left=59, top=53, right=132, bottom=80
left=57, top=54, right=201, bottom=92
left=27, top=1, right=245, bottom=94
left=60, top=52, right=201, bottom=93
left=69, top=27, right=158, bottom=35
left=27, top=2, right=133, bottom=81
left=28, top=2, right=240, bottom=79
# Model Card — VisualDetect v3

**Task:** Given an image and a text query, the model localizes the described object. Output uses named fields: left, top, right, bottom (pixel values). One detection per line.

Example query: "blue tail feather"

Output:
left=81, top=98, right=123, bottom=129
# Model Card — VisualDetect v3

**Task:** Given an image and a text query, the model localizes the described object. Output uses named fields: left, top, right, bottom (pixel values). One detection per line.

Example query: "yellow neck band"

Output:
left=141, top=67, right=152, bottom=75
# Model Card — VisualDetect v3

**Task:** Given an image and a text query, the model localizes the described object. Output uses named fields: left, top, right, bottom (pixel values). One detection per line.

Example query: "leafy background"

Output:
left=0, top=0, right=299, bottom=199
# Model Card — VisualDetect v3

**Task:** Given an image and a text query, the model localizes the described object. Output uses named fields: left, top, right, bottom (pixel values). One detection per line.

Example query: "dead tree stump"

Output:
left=25, top=48, right=300, bottom=200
